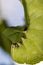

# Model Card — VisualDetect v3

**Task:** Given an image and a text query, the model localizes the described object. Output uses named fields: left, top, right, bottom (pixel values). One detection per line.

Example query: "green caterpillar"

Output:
left=0, top=19, right=25, bottom=54
left=11, top=0, right=43, bottom=64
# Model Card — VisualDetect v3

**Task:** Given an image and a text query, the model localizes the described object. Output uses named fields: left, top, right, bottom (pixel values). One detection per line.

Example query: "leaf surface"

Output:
left=11, top=0, right=43, bottom=64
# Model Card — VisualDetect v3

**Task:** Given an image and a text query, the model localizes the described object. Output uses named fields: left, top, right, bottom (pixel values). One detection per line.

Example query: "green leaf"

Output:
left=11, top=0, right=43, bottom=64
